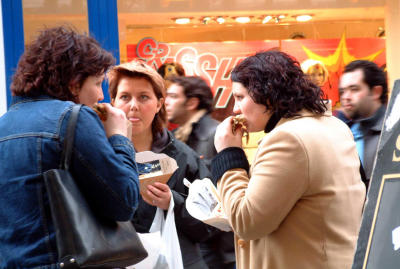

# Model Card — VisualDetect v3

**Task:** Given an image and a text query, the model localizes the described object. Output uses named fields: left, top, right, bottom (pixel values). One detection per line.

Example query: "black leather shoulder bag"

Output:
left=43, top=104, right=147, bottom=268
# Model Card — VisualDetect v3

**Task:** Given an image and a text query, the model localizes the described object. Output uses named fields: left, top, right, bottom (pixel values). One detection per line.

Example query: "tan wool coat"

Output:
left=218, top=110, right=366, bottom=269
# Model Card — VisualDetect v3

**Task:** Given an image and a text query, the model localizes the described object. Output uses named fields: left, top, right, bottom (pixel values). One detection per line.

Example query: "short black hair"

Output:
left=343, top=60, right=388, bottom=104
left=168, top=76, right=214, bottom=113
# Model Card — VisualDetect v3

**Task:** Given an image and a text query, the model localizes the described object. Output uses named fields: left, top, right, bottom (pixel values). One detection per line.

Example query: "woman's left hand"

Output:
left=143, top=182, right=171, bottom=210
left=214, top=116, right=243, bottom=152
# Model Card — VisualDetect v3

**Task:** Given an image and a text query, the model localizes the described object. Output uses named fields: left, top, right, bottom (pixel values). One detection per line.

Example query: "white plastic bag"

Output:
left=128, top=194, right=184, bottom=269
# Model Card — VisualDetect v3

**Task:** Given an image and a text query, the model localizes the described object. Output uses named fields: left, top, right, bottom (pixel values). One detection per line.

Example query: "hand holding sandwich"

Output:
left=92, top=103, right=130, bottom=138
left=214, top=115, right=248, bottom=152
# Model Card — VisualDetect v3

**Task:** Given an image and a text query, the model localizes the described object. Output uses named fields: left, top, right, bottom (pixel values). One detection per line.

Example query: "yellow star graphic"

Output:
left=302, top=32, right=384, bottom=73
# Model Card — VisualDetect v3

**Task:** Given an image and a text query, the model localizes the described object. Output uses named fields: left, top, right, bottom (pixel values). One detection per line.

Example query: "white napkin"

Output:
left=184, top=178, right=232, bottom=232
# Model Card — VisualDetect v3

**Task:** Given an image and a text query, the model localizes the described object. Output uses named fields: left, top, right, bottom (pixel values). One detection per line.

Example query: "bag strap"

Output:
left=60, top=105, right=82, bottom=170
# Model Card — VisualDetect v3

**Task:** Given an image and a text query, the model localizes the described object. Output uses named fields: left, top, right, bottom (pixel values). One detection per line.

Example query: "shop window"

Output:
left=22, top=0, right=88, bottom=45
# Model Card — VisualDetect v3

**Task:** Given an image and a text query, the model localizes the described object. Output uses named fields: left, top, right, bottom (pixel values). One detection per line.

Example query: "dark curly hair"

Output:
left=11, top=26, right=115, bottom=102
left=231, top=50, right=327, bottom=119
left=167, top=76, right=214, bottom=113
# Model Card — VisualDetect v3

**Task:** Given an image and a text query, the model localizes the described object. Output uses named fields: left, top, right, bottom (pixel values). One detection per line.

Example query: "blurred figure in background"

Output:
left=301, top=59, right=329, bottom=87
left=333, top=106, right=352, bottom=126
left=108, top=60, right=215, bottom=269
left=158, top=62, right=186, bottom=130
left=339, top=60, right=388, bottom=187
left=165, top=76, right=235, bottom=269
left=0, top=26, right=140, bottom=268
left=212, top=50, right=365, bottom=269
left=166, top=76, right=218, bottom=167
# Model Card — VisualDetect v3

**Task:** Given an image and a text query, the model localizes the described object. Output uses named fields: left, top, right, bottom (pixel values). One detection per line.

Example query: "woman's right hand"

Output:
left=101, top=104, right=130, bottom=138
left=214, top=116, right=243, bottom=152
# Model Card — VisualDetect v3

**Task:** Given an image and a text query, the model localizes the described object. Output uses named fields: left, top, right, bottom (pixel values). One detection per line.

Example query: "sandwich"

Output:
left=92, top=103, right=108, bottom=121
left=231, top=115, right=249, bottom=144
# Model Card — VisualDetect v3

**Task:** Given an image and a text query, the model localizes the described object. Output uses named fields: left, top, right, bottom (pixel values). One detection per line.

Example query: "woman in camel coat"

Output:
left=211, top=51, right=366, bottom=269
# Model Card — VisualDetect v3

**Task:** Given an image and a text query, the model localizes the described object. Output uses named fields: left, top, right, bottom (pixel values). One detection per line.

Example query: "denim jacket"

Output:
left=0, top=96, right=140, bottom=268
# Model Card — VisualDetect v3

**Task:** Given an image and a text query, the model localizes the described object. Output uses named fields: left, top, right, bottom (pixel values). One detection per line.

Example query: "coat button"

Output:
left=238, top=239, right=246, bottom=248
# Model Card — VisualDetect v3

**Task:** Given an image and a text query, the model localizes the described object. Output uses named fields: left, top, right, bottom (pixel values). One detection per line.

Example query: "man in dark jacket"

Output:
left=165, top=76, right=235, bottom=269
left=339, top=60, right=388, bottom=188
left=165, top=76, right=219, bottom=168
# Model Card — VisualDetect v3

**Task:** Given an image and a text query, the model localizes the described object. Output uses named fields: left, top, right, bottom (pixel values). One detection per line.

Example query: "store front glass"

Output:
left=22, top=0, right=88, bottom=45
left=116, top=0, right=386, bottom=160
left=116, top=0, right=385, bottom=111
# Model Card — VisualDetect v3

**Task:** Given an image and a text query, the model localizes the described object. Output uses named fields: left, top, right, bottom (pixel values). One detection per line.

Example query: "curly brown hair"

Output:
left=108, top=60, right=167, bottom=138
left=231, top=50, right=327, bottom=119
left=11, top=26, right=115, bottom=102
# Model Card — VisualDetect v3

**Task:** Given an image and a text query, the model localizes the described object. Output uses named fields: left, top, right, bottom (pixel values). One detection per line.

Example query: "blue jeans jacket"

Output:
left=0, top=96, right=140, bottom=268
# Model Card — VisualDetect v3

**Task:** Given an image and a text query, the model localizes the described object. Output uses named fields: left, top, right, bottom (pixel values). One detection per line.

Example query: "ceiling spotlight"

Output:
left=175, top=17, right=191, bottom=24
left=235, top=16, right=251, bottom=23
left=216, top=16, right=225, bottom=24
left=202, top=17, right=211, bottom=24
left=296, top=15, right=312, bottom=22
left=278, top=14, right=286, bottom=19
left=262, top=16, right=272, bottom=24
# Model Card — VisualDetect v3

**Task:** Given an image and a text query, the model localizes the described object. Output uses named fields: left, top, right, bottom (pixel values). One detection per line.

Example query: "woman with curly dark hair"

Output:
left=0, top=26, right=140, bottom=267
left=211, top=51, right=366, bottom=269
